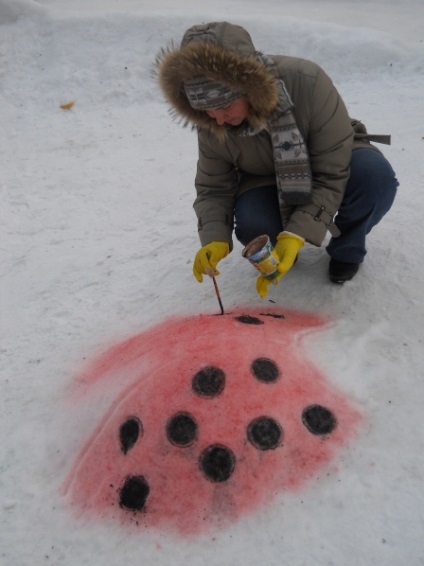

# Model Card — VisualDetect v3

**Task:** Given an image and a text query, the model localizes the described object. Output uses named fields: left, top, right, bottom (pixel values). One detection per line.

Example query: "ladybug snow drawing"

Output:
left=63, top=307, right=362, bottom=535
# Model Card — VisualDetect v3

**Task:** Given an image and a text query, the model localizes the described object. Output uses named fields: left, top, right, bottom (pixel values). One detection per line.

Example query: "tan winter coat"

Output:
left=157, top=21, right=380, bottom=248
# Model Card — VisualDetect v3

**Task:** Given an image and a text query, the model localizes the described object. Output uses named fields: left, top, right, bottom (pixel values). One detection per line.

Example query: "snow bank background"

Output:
left=1, top=0, right=424, bottom=564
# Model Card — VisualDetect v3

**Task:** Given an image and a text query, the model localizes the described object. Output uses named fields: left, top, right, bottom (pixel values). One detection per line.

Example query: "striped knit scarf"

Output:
left=241, top=54, right=312, bottom=206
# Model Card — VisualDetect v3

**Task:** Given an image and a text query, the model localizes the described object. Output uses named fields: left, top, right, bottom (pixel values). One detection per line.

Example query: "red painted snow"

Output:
left=63, top=307, right=362, bottom=535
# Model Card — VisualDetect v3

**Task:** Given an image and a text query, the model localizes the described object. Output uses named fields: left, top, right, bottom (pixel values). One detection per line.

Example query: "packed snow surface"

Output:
left=1, top=0, right=424, bottom=564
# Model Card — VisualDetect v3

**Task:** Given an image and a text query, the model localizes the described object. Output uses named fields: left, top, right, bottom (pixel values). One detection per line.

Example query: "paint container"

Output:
left=242, top=235, right=280, bottom=280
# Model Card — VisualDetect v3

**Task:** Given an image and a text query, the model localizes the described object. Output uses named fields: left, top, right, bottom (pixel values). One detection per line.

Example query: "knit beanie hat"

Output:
left=184, top=76, right=244, bottom=110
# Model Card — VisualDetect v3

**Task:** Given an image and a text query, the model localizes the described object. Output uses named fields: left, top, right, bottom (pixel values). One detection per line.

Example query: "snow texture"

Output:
left=1, top=0, right=424, bottom=564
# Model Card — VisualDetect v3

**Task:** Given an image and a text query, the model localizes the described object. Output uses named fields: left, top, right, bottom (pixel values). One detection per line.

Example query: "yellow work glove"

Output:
left=256, top=231, right=305, bottom=298
left=193, top=241, right=230, bottom=282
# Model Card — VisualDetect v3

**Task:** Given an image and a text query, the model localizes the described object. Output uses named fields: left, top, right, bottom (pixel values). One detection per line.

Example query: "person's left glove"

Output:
left=256, top=231, right=305, bottom=298
left=193, top=241, right=230, bottom=282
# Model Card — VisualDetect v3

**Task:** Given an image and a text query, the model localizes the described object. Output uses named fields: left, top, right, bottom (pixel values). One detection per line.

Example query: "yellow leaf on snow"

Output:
left=60, top=101, right=75, bottom=110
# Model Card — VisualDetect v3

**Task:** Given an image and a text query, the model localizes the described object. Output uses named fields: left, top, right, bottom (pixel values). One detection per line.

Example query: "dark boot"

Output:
left=329, top=259, right=360, bottom=284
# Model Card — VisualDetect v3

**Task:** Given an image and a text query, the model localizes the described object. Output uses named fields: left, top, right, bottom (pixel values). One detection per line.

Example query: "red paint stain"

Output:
left=63, top=308, right=362, bottom=536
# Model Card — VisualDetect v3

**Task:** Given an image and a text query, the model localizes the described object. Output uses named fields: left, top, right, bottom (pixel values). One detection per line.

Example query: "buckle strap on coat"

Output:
left=354, top=133, right=391, bottom=145
left=309, top=205, right=341, bottom=237
left=350, top=118, right=391, bottom=145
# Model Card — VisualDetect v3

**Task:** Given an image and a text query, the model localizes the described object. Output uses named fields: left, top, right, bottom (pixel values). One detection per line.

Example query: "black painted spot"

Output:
left=251, top=358, right=280, bottom=383
left=247, top=416, right=283, bottom=450
left=234, top=315, right=264, bottom=325
left=302, top=405, right=337, bottom=435
left=260, top=313, right=285, bottom=319
left=192, top=366, right=225, bottom=397
left=119, top=417, right=142, bottom=454
left=199, top=444, right=236, bottom=482
left=166, top=412, right=198, bottom=447
left=119, top=475, right=150, bottom=511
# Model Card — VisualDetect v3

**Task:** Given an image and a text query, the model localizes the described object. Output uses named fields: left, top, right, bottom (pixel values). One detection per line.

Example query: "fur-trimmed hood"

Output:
left=154, top=22, right=280, bottom=137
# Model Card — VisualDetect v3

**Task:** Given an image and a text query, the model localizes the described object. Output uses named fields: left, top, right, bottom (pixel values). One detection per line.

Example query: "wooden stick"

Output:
left=212, top=277, right=225, bottom=315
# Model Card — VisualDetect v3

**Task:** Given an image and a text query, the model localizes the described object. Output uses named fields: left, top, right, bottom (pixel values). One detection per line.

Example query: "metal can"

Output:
left=242, top=235, right=280, bottom=280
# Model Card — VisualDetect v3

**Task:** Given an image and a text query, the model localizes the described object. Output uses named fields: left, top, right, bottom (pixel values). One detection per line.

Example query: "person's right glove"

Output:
left=256, top=231, right=305, bottom=298
left=193, top=241, right=230, bottom=282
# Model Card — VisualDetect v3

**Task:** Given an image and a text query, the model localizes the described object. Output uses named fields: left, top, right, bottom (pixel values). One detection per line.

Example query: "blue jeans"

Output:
left=234, top=148, right=398, bottom=263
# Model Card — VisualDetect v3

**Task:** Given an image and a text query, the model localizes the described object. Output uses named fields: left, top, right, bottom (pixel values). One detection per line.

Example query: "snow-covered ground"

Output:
left=1, top=0, right=424, bottom=564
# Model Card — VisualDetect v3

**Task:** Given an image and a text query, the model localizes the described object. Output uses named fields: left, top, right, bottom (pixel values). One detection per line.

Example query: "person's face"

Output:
left=205, top=97, right=250, bottom=126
